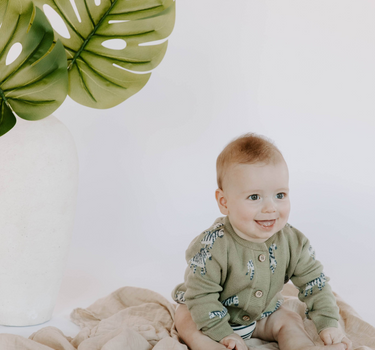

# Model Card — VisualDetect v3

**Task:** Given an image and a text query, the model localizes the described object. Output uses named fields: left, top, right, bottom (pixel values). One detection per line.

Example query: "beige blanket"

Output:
left=0, top=283, right=374, bottom=349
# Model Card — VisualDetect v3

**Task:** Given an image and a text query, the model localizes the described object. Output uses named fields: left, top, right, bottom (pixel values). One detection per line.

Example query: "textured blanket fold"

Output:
left=0, top=283, right=373, bottom=349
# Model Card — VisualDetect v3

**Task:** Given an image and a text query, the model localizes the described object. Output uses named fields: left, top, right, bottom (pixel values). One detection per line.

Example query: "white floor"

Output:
left=1, top=267, right=374, bottom=340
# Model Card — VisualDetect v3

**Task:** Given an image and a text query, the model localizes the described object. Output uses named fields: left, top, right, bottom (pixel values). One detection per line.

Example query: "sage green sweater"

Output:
left=172, top=216, right=339, bottom=342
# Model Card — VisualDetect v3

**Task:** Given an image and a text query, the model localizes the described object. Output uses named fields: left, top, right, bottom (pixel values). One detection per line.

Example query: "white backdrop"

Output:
left=1, top=0, right=374, bottom=337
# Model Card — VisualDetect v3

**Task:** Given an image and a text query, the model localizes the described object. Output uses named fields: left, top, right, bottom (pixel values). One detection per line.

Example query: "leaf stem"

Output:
left=68, top=0, right=118, bottom=70
left=0, top=87, right=8, bottom=105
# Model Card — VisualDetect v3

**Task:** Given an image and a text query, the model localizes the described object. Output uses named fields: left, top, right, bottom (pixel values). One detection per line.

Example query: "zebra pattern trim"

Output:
left=308, top=245, right=316, bottom=260
left=222, top=295, right=239, bottom=307
left=200, top=223, right=225, bottom=250
left=213, top=222, right=224, bottom=230
left=209, top=306, right=228, bottom=319
left=260, top=299, right=283, bottom=319
left=189, top=248, right=212, bottom=275
left=269, top=244, right=277, bottom=274
left=175, top=291, right=186, bottom=304
left=246, top=260, right=255, bottom=280
left=303, top=273, right=326, bottom=297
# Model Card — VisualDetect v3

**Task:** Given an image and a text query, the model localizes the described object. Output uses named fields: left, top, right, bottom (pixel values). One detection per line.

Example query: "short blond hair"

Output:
left=216, top=133, right=283, bottom=190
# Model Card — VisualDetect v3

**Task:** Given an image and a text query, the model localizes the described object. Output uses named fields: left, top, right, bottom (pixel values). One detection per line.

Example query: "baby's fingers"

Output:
left=341, top=336, right=352, bottom=350
left=222, top=339, right=236, bottom=349
left=223, top=339, right=248, bottom=350
left=320, top=332, right=333, bottom=345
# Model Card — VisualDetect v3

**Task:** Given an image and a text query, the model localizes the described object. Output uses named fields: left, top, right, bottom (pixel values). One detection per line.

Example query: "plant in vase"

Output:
left=0, top=0, right=175, bottom=326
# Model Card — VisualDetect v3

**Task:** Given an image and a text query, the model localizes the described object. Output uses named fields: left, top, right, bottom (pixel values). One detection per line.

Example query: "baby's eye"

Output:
left=276, top=193, right=286, bottom=199
left=248, top=194, right=260, bottom=201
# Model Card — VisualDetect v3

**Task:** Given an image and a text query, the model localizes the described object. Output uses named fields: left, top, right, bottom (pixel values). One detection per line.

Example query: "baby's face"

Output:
left=216, top=159, right=290, bottom=243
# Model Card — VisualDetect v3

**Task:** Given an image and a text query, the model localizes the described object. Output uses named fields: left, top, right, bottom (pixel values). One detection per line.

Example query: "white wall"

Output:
left=2, top=0, right=374, bottom=337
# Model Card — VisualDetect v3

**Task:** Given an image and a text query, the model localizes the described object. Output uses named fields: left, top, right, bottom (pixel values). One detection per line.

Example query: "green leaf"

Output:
left=0, top=0, right=68, bottom=136
left=34, top=0, right=176, bottom=109
left=0, top=0, right=9, bottom=27
left=0, top=99, right=16, bottom=137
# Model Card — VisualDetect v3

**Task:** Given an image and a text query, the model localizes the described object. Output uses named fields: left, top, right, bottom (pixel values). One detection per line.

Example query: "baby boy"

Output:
left=172, top=134, right=352, bottom=350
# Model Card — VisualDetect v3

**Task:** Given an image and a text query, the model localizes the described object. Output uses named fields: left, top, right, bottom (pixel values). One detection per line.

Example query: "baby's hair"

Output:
left=216, top=133, right=283, bottom=190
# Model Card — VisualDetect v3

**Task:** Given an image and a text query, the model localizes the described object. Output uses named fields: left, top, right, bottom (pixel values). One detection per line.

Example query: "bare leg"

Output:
left=252, top=306, right=346, bottom=350
left=174, top=304, right=228, bottom=350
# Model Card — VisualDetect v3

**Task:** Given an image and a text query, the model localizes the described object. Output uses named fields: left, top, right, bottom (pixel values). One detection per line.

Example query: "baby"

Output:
left=172, top=133, right=352, bottom=350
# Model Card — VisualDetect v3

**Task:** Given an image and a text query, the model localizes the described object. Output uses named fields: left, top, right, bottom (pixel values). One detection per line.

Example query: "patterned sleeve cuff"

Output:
left=202, top=320, right=234, bottom=342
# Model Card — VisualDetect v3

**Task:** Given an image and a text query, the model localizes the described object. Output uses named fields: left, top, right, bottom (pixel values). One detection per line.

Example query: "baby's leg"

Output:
left=174, top=304, right=228, bottom=350
left=252, top=306, right=346, bottom=350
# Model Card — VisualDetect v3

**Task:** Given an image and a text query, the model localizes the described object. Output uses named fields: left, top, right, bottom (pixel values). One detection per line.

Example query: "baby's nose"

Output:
left=262, top=200, right=277, bottom=213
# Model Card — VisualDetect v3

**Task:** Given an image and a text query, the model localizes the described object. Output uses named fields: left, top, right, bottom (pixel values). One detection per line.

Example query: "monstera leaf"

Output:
left=0, top=0, right=68, bottom=137
left=34, top=0, right=176, bottom=109
left=0, top=0, right=8, bottom=26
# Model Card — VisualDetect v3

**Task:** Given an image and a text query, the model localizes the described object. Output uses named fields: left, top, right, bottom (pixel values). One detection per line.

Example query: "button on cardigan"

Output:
left=172, top=216, right=339, bottom=342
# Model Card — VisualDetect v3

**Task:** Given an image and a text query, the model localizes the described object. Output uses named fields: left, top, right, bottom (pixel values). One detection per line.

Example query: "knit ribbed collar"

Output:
left=223, top=216, right=278, bottom=251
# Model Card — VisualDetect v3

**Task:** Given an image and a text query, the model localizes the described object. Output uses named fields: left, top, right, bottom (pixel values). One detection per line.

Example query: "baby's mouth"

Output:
left=255, top=219, right=276, bottom=227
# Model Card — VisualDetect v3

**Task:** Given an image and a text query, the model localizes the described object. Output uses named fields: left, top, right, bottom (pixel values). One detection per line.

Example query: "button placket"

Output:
left=244, top=248, right=270, bottom=317
left=258, top=254, right=266, bottom=262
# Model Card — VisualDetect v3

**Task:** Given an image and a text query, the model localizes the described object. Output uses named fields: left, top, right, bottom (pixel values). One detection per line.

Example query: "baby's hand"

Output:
left=220, top=333, right=248, bottom=350
left=319, top=327, right=352, bottom=349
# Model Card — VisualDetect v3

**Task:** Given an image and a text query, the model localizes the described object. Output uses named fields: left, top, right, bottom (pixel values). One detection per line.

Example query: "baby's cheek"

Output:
left=276, top=205, right=289, bottom=221
left=241, top=211, right=256, bottom=223
left=233, top=211, right=251, bottom=228
left=241, top=204, right=256, bottom=217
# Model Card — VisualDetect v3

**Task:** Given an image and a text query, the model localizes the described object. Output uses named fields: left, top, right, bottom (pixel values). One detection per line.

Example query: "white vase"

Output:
left=0, top=115, right=79, bottom=326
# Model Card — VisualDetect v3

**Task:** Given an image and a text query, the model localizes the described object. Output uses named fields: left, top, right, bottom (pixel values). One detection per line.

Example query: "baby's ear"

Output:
left=215, top=189, right=228, bottom=215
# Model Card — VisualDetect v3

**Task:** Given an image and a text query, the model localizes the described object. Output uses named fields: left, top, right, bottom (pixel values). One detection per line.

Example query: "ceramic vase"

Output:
left=0, top=115, right=78, bottom=326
